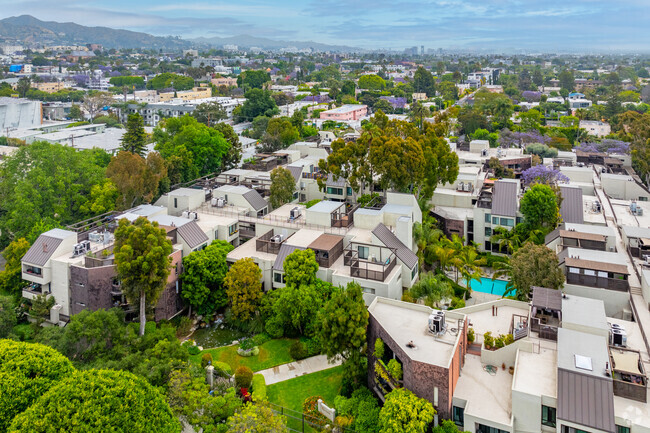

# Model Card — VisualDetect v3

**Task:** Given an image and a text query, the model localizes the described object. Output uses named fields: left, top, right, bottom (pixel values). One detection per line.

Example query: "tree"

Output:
left=8, top=369, right=181, bottom=433
left=121, top=113, right=147, bottom=156
left=226, top=402, right=288, bottom=433
left=225, top=258, right=263, bottom=321
left=500, top=242, right=564, bottom=300
left=237, top=70, right=271, bottom=90
left=82, top=92, right=113, bottom=120
left=0, top=296, right=16, bottom=338
left=519, top=184, right=561, bottom=230
left=114, top=217, right=172, bottom=336
left=404, top=273, right=454, bottom=307
left=358, top=74, right=386, bottom=91
left=147, top=73, right=194, bottom=91
left=532, top=69, right=544, bottom=87
left=317, top=282, right=368, bottom=361
left=433, top=420, right=471, bottom=433
left=107, top=151, right=166, bottom=210
left=0, top=340, right=74, bottom=432
left=378, top=388, right=436, bottom=433
left=558, top=69, right=575, bottom=92
left=261, top=117, right=300, bottom=152
left=457, top=108, right=488, bottom=135
left=283, top=249, right=319, bottom=288
left=269, top=167, right=296, bottom=208
left=69, top=104, right=83, bottom=120
left=413, top=67, right=436, bottom=97
left=0, top=238, right=30, bottom=297
left=167, top=370, right=241, bottom=432
left=0, top=142, right=105, bottom=243
left=239, top=89, right=279, bottom=121
left=180, top=240, right=234, bottom=316
left=525, top=143, right=558, bottom=158
left=192, top=101, right=227, bottom=127
left=16, top=77, right=31, bottom=98
left=213, top=122, right=243, bottom=171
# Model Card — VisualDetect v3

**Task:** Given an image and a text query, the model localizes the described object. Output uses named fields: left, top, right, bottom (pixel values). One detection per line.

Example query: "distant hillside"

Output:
left=193, top=34, right=361, bottom=53
left=0, top=15, right=192, bottom=49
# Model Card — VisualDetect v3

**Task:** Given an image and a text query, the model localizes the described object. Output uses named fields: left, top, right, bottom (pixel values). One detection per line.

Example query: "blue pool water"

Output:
left=467, top=278, right=510, bottom=296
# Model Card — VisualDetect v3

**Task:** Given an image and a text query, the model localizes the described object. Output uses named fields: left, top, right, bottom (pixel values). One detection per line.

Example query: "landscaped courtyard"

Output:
left=267, top=365, right=344, bottom=412
left=190, top=338, right=298, bottom=372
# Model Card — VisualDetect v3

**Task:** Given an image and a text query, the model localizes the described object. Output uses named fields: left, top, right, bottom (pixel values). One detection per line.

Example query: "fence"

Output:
left=267, top=402, right=356, bottom=433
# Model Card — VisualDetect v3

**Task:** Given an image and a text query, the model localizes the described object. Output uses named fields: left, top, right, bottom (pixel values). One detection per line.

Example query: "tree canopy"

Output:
left=8, top=369, right=181, bottom=433
left=378, top=388, right=436, bottom=433
left=239, top=89, right=279, bottom=121
left=121, top=113, right=148, bottom=156
left=519, top=184, right=561, bottom=230
left=503, top=242, right=565, bottom=300
left=0, top=238, right=30, bottom=298
left=224, top=258, right=263, bottom=321
left=237, top=70, right=271, bottom=90
left=269, top=167, right=296, bottom=208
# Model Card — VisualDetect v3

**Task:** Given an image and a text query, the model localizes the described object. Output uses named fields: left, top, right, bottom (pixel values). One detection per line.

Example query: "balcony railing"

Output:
left=566, top=272, right=629, bottom=292
left=531, top=317, right=559, bottom=341
left=256, top=230, right=291, bottom=255
left=344, top=249, right=397, bottom=282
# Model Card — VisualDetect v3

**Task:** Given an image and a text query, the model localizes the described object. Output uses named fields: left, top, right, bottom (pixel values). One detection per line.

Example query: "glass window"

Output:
left=229, top=224, right=238, bottom=236
left=326, top=187, right=343, bottom=195
left=542, top=405, right=556, bottom=428
left=358, top=246, right=369, bottom=260
left=452, top=406, right=464, bottom=427
left=501, top=218, right=514, bottom=227
left=273, top=273, right=284, bottom=284
left=485, top=213, right=491, bottom=223
left=584, top=269, right=596, bottom=276
left=617, top=426, right=631, bottom=433
left=411, top=266, right=417, bottom=280
left=492, top=216, right=499, bottom=225
left=362, top=287, right=375, bottom=294
left=347, top=187, right=353, bottom=196
left=485, top=227, right=492, bottom=236
left=569, top=267, right=580, bottom=274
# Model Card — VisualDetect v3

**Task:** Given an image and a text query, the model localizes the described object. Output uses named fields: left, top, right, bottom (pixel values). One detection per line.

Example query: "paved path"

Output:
left=257, top=354, right=342, bottom=385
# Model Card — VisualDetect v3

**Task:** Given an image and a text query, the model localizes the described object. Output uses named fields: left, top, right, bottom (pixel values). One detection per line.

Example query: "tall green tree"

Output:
left=378, top=388, right=436, bottom=433
left=224, top=258, right=263, bottom=321
left=0, top=238, right=30, bottom=298
left=317, top=282, right=368, bottom=362
left=404, top=273, right=454, bottom=307
left=239, top=89, right=279, bottom=121
left=180, top=240, right=234, bottom=316
left=236, top=70, right=271, bottom=90
left=226, top=402, right=288, bottom=433
left=8, top=369, right=181, bottom=433
left=213, top=122, right=242, bottom=171
left=519, top=184, right=561, bottom=230
left=413, top=67, right=436, bottom=97
left=283, top=249, right=319, bottom=288
left=121, top=113, right=147, bottom=156
left=558, top=69, right=575, bottom=92
left=191, top=101, right=226, bottom=127
left=114, top=217, right=172, bottom=336
left=261, top=117, right=300, bottom=152
left=497, top=242, right=564, bottom=300
left=269, top=167, right=296, bottom=209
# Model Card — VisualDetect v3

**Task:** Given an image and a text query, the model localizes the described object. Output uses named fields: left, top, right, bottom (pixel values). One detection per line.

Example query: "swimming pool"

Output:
left=466, top=277, right=510, bottom=296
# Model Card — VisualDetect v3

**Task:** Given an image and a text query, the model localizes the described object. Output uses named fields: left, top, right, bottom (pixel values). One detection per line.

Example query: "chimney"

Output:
left=395, top=216, right=413, bottom=251
left=42, top=242, right=48, bottom=253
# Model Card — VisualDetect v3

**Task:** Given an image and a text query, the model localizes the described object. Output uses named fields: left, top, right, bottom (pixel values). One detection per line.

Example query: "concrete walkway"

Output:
left=257, top=354, right=342, bottom=385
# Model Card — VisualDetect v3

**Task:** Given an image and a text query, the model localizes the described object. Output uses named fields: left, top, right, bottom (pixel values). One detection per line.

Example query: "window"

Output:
left=542, top=405, right=556, bottom=428
left=485, top=213, right=491, bottom=223
left=347, top=187, right=353, bottom=196
left=617, top=426, right=631, bottom=433
left=501, top=218, right=514, bottom=227
left=452, top=406, right=464, bottom=427
left=477, top=424, right=509, bottom=433
left=274, top=273, right=285, bottom=284
left=638, top=196, right=648, bottom=202
left=293, top=191, right=299, bottom=200
left=361, top=287, right=375, bottom=295
left=326, top=187, right=343, bottom=195
left=492, top=216, right=499, bottom=225
left=485, top=227, right=492, bottom=236
left=174, top=198, right=178, bottom=208
left=569, top=267, right=580, bottom=274
left=411, top=266, right=417, bottom=280
left=358, top=246, right=369, bottom=259
left=516, top=217, right=524, bottom=224
left=229, top=224, right=238, bottom=236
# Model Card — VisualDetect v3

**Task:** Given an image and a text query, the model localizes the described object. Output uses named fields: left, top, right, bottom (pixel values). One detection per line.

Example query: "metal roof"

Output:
left=559, top=230, right=606, bottom=242
left=287, top=165, right=303, bottom=184
left=22, top=235, right=65, bottom=266
left=176, top=221, right=209, bottom=249
left=243, top=189, right=268, bottom=212
left=308, top=234, right=343, bottom=251
left=559, top=186, right=584, bottom=224
left=557, top=368, right=615, bottom=433
left=491, top=180, right=518, bottom=217
left=326, top=173, right=346, bottom=187
left=532, top=286, right=563, bottom=311
left=565, top=257, right=629, bottom=275
left=371, top=223, right=418, bottom=270
left=273, top=244, right=304, bottom=271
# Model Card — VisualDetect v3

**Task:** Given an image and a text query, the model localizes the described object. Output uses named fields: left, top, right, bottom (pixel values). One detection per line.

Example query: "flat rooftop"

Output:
left=285, top=229, right=325, bottom=248
left=454, top=354, right=513, bottom=427
left=460, top=301, right=530, bottom=345
left=562, top=295, right=609, bottom=333
left=513, top=347, right=558, bottom=398
left=368, top=297, right=464, bottom=368
left=557, top=328, right=610, bottom=378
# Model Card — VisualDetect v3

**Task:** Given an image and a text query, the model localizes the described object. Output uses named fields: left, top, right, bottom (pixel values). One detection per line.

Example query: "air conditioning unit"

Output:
left=211, top=198, right=218, bottom=207
left=182, top=211, right=190, bottom=219
left=190, top=212, right=199, bottom=220
left=271, top=234, right=284, bottom=243
left=610, top=329, right=627, bottom=347
left=72, top=240, right=91, bottom=257
left=290, top=207, right=301, bottom=220
left=88, top=231, right=101, bottom=242
left=428, top=311, right=446, bottom=334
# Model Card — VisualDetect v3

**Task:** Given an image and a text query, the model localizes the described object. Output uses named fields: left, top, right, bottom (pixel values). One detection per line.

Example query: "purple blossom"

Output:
left=578, top=139, right=630, bottom=155
left=71, top=74, right=89, bottom=86
left=499, top=128, right=551, bottom=148
left=380, top=96, right=407, bottom=109
left=522, top=165, right=570, bottom=185
left=109, top=70, right=122, bottom=77
left=522, top=91, right=541, bottom=102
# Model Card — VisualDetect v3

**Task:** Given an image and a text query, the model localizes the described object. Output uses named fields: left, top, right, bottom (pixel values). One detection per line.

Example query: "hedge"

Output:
left=252, top=374, right=267, bottom=401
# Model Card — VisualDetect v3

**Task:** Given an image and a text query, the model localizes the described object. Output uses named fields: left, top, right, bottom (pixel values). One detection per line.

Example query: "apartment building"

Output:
left=122, top=97, right=242, bottom=126
left=32, top=81, right=66, bottom=93
left=367, top=290, right=649, bottom=433
left=319, top=104, right=368, bottom=121
left=158, top=86, right=212, bottom=102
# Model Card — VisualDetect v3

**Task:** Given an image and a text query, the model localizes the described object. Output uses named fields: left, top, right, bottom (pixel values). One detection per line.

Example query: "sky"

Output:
left=1, top=0, right=649, bottom=51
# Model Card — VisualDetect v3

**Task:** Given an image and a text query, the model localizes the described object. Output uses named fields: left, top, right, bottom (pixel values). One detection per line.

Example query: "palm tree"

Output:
left=434, top=244, right=455, bottom=276
left=492, top=256, right=515, bottom=297
left=490, top=227, right=522, bottom=254
left=405, top=273, right=455, bottom=308
left=457, top=247, right=487, bottom=287
left=413, top=218, right=443, bottom=271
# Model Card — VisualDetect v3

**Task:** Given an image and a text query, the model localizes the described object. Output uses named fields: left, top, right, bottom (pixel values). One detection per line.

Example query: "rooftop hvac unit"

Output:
left=637, top=208, right=643, bottom=216
left=610, top=329, right=627, bottom=347
left=464, top=182, right=471, bottom=192
left=290, top=207, right=301, bottom=220
left=428, top=311, right=446, bottom=334
left=88, top=231, right=102, bottom=243
left=210, top=198, right=218, bottom=207
left=271, top=234, right=284, bottom=243
left=182, top=211, right=190, bottom=219
left=72, top=240, right=91, bottom=257
left=644, top=255, right=650, bottom=265
left=611, top=323, right=622, bottom=330
left=630, top=201, right=637, bottom=213
left=458, top=182, right=464, bottom=191
left=190, top=212, right=199, bottom=220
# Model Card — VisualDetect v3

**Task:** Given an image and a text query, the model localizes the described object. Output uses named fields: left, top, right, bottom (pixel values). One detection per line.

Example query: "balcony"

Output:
left=610, top=347, right=647, bottom=403
left=343, top=245, right=397, bottom=282
left=22, top=283, right=51, bottom=301
left=23, top=266, right=43, bottom=278
left=256, top=230, right=292, bottom=255
left=566, top=272, right=629, bottom=292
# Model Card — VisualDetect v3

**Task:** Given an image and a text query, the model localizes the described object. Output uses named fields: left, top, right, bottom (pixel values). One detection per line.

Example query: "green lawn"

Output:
left=267, top=365, right=344, bottom=412
left=190, top=338, right=297, bottom=372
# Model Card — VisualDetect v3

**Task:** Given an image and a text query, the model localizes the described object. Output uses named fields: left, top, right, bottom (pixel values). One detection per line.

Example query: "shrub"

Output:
left=235, top=366, right=253, bottom=389
left=373, top=338, right=384, bottom=359
left=504, top=334, right=515, bottom=345
left=239, top=338, right=256, bottom=351
left=252, top=332, right=271, bottom=347
left=467, top=328, right=475, bottom=344
left=483, top=331, right=494, bottom=349
left=303, top=396, right=328, bottom=427
left=213, top=362, right=233, bottom=377
left=387, top=359, right=402, bottom=381
left=494, top=335, right=505, bottom=349
left=201, top=353, right=213, bottom=368
left=237, top=346, right=260, bottom=357
left=449, top=297, right=465, bottom=309
left=302, top=338, right=320, bottom=357
left=289, top=341, right=308, bottom=360
left=251, top=374, right=267, bottom=401
left=305, top=199, right=321, bottom=209
left=187, top=345, right=201, bottom=356
left=175, top=316, right=193, bottom=337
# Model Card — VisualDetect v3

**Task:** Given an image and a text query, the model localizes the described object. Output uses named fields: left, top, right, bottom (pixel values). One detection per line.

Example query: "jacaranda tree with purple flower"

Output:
left=522, top=165, right=570, bottom=186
